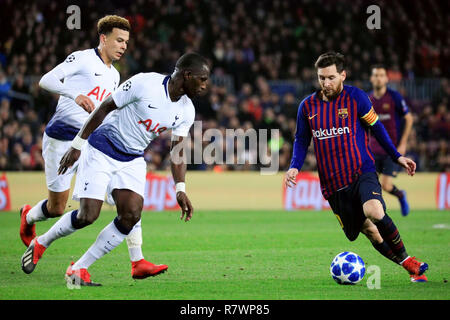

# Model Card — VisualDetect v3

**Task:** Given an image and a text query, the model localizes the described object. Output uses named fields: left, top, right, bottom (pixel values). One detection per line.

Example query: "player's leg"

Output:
left=360, top=218, right=398, bottom=263
left=73, top=156, right=168, bottom=281
left=69, top=191, right=141, bottom=273
left=67, top=189, right=166, bottom=286
left=21, top=198, right=103, bottom=274
left=21, top=143, right=110, bottom=274
left=379, top=157, right=409, bottom=216
left=327, top=186, right=366, bottom=242
left=106, top=178, right=145, bottom=264
left=113, top=189, right=169, bottom=279
left=359, top=172, right=428, bottom=279
left=20, top=134, right=74, bottom=246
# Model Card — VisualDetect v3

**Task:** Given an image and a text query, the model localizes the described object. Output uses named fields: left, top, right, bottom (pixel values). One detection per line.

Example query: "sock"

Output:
left=374, top=214, right=408, bottom=261
left=372, top=240, right=399, bottom=264
left=72, top=217, right=130, bottom=270
left=37, top=210, right=79, bottom=248
left=126, top=219, right=144, bottom=262
left=388, top=185, right=404, bottom=199
left=26, top=199, right=50, bottom=224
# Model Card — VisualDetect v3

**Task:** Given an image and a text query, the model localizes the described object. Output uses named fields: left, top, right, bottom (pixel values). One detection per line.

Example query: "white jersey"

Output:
left=43, top=48, right=120, bottom=140
left=88, top=72, right=195, bottom=161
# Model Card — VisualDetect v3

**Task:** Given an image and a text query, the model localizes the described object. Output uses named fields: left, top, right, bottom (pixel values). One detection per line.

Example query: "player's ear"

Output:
left=340, top=70, right=347, bottom=81
left=99, top=33, right=107, bottom=46
left=183, top=70, right=192, bottom=81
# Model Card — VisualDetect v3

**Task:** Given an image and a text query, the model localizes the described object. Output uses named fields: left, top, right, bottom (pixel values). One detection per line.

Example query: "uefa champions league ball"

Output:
left=330, top=251, right=365, bottom=285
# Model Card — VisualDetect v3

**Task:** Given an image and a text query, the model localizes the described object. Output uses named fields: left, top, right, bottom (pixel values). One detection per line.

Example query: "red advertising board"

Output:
left=0, top=173, right=11, bottom=211
left=283, top=172, right=330, bottom=210
left=143, top=172, right=179, bottom=211
left=436, top=172, right=450, bottom=210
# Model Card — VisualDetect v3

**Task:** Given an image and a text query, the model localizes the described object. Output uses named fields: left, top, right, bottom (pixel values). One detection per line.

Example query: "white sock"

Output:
left=26, top=199, right=49, bottom=224
left=126, top=219, right=144, bottom=262
left=72, top=220, right=127, bottom=270
left=37, top=210, right=77, bottom=248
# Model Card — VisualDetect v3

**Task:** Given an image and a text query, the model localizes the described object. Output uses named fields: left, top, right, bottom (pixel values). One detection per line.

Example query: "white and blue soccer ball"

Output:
left=330, top=251, right=365, bottom=285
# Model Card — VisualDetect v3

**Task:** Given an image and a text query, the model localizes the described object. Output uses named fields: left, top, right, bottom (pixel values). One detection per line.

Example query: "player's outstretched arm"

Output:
left=58, top=96, right=118, bottom=175
left=170, top=135, right=193, bottom=222
left=39, top=55, right=95, bottom=113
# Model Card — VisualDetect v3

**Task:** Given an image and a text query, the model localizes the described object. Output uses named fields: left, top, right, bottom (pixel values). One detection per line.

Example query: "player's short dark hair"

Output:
left=371, top=64, right=387, bottom=72
left=97, top=15, right=130, bottom=35
left=175, top=52, right=209, bottom=73
left=314, top=52, right=346, bottom=73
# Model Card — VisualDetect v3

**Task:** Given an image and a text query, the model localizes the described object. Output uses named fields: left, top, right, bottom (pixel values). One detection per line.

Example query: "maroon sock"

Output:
left=374, top=214, right=408, bottom=261
left=372, top=240, right=400, bottom=264
left=388, top=185, right=404, bottom=199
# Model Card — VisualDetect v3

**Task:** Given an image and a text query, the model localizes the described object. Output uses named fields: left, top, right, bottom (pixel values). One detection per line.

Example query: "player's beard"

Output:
left=322, top=85, right=342, bottom=100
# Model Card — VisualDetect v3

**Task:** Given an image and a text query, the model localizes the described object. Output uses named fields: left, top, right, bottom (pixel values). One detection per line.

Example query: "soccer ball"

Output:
left=330, top=251, right=365, bottom=285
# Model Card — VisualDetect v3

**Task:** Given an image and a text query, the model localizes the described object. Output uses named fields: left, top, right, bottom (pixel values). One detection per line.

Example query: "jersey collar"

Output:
left=94, top=47, right=105, bottom=64
left=162, top=75, right=171, bottom=99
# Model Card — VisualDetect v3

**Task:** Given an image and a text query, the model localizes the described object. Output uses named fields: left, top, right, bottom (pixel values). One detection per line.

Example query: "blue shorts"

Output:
left=374, top=154, right=400, bottom=177
left=327, top=172, right=386, bottom=241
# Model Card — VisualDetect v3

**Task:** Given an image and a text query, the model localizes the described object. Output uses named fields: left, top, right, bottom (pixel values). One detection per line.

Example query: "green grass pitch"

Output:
left=0, top=209, right=448, bottom=300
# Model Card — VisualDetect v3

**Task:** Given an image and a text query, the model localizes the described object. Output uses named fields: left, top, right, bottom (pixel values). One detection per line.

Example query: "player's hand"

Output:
left=284, top=168, right=299, bottom=188
left=177, top=191, right=193, bottom=222
left=397, top=156, right=416, bottom=176
left=75, top=95, right=95, bottom=113
left=58, top=147, right=81, bottom=175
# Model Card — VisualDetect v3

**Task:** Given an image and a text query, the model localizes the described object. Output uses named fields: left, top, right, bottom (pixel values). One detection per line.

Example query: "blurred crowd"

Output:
left=0, top=0, right=448, bottom=172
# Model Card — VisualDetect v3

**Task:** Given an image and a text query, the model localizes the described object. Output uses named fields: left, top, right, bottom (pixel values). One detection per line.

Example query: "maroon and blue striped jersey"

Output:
left=290, top=85, right=400, bottom=199
left=368, top=88, right=410, bottom=156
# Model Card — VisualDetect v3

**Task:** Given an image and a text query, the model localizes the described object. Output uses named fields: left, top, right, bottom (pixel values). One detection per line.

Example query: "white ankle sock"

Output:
left=126, top=219, right=144, bottom=262
left=26, top=199, right=48, bottom=224
left=72, top=220, right=128, bottom=270
left=38, top=210, right=77, bottom=248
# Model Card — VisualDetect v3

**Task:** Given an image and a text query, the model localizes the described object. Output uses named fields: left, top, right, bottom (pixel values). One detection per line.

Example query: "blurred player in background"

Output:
left=21, top=52, right=210, bottom=286
left=19, top=15, right=161, bottom=279
left=368, top=65, right=413, bottom=216
left=284, top=52, right=428, bottom=282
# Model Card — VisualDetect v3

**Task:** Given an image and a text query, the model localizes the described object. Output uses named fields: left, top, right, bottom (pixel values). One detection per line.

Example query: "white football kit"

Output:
left=72, top=72, right=195, bottom=204
left=40, top=48, right=120, bottom=192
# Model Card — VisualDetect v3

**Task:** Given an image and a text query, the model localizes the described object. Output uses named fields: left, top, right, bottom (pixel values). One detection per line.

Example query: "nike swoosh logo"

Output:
left=372, top=191, right=381, bottom=195
left=308, top=114, right=318, bottom=120
left=148, top=104, right=157, bottom=109
left=95, top=73, right=102, bottom=76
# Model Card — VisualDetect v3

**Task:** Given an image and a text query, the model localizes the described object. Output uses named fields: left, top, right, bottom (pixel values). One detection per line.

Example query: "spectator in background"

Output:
left=0, top=0, right=448, bottom=172
left=0, top=70, right=11, bottom=101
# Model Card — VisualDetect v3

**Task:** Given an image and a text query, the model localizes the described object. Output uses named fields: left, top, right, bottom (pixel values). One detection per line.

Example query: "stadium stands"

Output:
left=0, top=0, right=448, bottom=172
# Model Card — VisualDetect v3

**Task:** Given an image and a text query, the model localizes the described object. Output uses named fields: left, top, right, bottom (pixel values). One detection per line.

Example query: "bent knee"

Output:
left=363, top=199, right=385, bottom=221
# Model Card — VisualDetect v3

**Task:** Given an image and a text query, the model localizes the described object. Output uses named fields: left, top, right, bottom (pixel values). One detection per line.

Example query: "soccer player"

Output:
left=284, top=52, right=428, bottom=282
left=368, top=65, right=413, bottom=216
left=19, top=15, right=159, bottom=279
left=21, top=52, right=210, bottom=286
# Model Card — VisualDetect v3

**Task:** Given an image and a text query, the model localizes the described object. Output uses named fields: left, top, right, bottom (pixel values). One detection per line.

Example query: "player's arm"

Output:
left=394, top=94, right=413, bottom=155
left=397, top=112, right=413, bottom=155
left=170, top=135, right=193, bottom=222
left=58, top=96, right=118, bottom=174
left=39, top=52, right=95, bottom=113
left=285, top=102, right=312, bottom=188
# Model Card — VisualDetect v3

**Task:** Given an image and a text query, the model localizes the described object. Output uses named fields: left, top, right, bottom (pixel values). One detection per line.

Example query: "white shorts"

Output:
left=42, top=132, right=78, bottom=192
left=72, top=143, right=146, bottom=205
